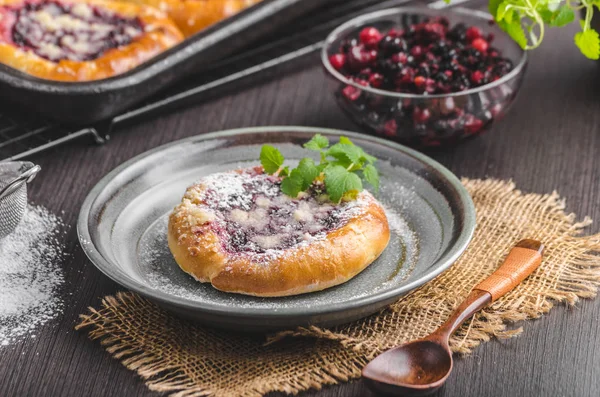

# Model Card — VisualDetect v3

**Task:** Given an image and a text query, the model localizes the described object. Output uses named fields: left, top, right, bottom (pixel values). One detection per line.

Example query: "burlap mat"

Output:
left=76, top=179, right=600, bottom=397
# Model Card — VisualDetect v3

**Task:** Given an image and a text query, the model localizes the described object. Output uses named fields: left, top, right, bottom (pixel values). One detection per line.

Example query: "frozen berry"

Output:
left=470, top=70, right=483, bottom=85
left=380, top=35, right=407, bottom=54
left=414, top=75, right=426, bottom=88
left=329, top=54, right=346, bottom=70
left=383, top=119, right=398, bottom=136
left=368, top=73, right=384, bottom=88
left=410, top=45, right=423, bottom=59
left=464, top=115, right=483, bottom=134
left=342, top=85, right=361, bottom=101
left=471, top=38, right=489, bottom=53
left=391, top=52, right=408, bottom=64
left=348, top=46, right=374, bottom=70
left=359, top=27, right=383, bottom=47
left=465, top=26, right=482, bottom=42
left=413, top=107, right=431, bottom=123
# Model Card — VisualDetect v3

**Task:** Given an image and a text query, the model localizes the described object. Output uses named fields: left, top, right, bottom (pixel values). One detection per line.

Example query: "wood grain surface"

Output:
left=2, top=13, right=600, bottom=397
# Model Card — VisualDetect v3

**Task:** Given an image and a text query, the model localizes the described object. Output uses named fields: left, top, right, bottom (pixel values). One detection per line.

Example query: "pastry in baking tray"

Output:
left=125, top=0, right=262, bottom=37
left=168, top=166, right=390, bottom=297
left=0, top=0, right=184, bottom=81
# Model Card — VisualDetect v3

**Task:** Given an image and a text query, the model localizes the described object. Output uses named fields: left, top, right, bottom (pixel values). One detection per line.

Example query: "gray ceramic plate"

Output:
left=78, top=127, right=475, bottom=331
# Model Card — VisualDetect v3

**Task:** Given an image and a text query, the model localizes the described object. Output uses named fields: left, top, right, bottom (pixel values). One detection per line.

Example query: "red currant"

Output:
left=359, top=27, right=383, bottom=48
left=368, top=73, right=384, bottom=88
left=413, top=107, right=431, bottom=123
left=383, top=119, right=398, bottom=136
left=471, top=38, right=489, bottom=53
left=470, top=70, right=484, bottom=85
left=329, top=54, right=346, bottom=71
left=342, top=85, right=361, bottom=101
left=465, top=26, right=481, bottom=42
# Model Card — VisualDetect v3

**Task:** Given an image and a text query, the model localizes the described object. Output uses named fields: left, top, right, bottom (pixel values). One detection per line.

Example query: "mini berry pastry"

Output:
left=0, top=0, right=184, bottom=81
left=168, top=135, right=390, bottom=297
left=125, top=0, right=262, bottom=37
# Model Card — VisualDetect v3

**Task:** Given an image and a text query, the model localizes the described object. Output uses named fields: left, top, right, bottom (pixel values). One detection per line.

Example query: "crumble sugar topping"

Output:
left=5, top=0, right=143, bottom=62
left=179, top=167, right=373, bottom=258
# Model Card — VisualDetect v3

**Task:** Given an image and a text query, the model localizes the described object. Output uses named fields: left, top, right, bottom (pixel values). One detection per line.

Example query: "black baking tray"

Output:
left=0, top=0, right=333, bottom=125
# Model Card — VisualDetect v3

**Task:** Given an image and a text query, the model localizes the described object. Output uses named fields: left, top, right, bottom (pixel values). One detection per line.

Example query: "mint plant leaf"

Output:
left=488, top=0, right=504, bottom=19
left=496, top=1, right=514, bottom=23
left=260, top=145, right=285, bottom=174
left=326, top=143, right=363, bottom=166
left=551, top=6, right=575, bottom=27
left=539, top=8, right=554, bottom=24
left=575, top=29, right=600, bottom=59
left=499, top=19, right=528, bottom=49
left=362, top=164, right=380, bottom=191
left=338, top=136, right=354, bottom=145
left=296, top=158, right=320, bottom=190
left=280, top=171, right=303, bottom=198
left=324, top=165, right=363, bottom=203
left=361, top=151, right=377, bottom=164
left=303, top=134, right=329, bottom=151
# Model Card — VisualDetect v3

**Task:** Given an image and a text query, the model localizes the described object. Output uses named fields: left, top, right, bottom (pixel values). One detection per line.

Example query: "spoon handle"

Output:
left=435, top=239, right=544, bottom=339
left=473, top=239, right=544, bottom=301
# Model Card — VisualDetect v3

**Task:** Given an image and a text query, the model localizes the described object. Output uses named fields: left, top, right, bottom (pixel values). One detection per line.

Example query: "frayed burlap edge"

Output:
left=76, top=178, right=600, bottom=397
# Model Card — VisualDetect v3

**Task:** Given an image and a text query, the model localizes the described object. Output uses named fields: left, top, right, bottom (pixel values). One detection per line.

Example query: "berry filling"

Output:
left=329, top=18, right=513, bottom=94
left=2, top=0, right=143, bottom=62
left=189, top=167, right=369, bottom=255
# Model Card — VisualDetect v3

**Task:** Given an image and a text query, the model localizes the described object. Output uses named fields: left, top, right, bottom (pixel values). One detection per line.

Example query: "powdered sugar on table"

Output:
left=0, top=205, right=66, bottom=347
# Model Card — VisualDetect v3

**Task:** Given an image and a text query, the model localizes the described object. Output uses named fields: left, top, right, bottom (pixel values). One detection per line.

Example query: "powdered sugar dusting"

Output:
left=0, top=205, right=66, bottom=347
left=181, top=167, right=372, bottom=261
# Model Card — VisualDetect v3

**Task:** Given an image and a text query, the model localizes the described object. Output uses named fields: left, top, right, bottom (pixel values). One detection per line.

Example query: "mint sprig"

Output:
left=260, top=145, right=286, bottom=175
left=259, top=134, right=380, bottom=202
left=483, top=0, right=598, bottom=60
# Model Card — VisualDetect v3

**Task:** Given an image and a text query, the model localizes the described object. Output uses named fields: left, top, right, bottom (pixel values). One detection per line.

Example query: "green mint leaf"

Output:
left=499, top=19, right=528, bottom=49
left=296, top=158, right=320, bottom=190
left=496, top=1, right=513, bottom=23
left=338, top=136, right=354, bottom=145
left=324, top=165, right=363, bottom=203
left=326, top=143, right=363, bottom=166
left=539, top=8, right=554, bottom=25
left=303, top=134, right=329, bottom=151
left=488, top=0, right=504, bottom=19
left=575, top=29, right=600, bottom=59
left=362, top=151, right=377, bottom=164
left=551, top=6, right=575, bottom=27
left=279, top=166, right=290, bottom=177
left=280, top=171, right=303, bottom=198
left=316, top=162, right=328, bottom=173
left=260, top=145, right=285, bottom=174
left=362, top=164, right=380, bottom=192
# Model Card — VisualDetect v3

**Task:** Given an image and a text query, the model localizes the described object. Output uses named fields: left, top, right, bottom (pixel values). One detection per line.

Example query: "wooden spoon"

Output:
left=362, top=239, right=544, bottom=396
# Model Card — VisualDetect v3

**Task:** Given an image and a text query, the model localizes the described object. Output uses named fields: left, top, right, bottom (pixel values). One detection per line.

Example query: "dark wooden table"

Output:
left=2, top=16, right=600, bottom=397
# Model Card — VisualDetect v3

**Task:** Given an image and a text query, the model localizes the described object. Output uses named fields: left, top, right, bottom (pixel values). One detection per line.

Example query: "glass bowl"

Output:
left=322, top=7, right=528, bottom=147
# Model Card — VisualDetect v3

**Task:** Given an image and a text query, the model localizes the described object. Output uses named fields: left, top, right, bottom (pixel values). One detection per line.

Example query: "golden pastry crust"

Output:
left=0, top=0, right=184, bottom=81
left=168, top=167, right=390, bottom=297
left=125, top=0, right=261, bottom=37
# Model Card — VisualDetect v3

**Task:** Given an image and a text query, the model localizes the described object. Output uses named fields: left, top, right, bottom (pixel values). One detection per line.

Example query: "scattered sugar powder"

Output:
left=0, top=205, right=66, bottom=346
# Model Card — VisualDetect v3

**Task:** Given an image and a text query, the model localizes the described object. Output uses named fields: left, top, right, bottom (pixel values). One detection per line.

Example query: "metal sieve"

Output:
left=0, top=162, right=41, bottom=240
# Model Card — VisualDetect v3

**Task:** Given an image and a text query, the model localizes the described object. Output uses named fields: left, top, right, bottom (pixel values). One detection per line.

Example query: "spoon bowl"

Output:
left=363, top=339, right=452, bottom=396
